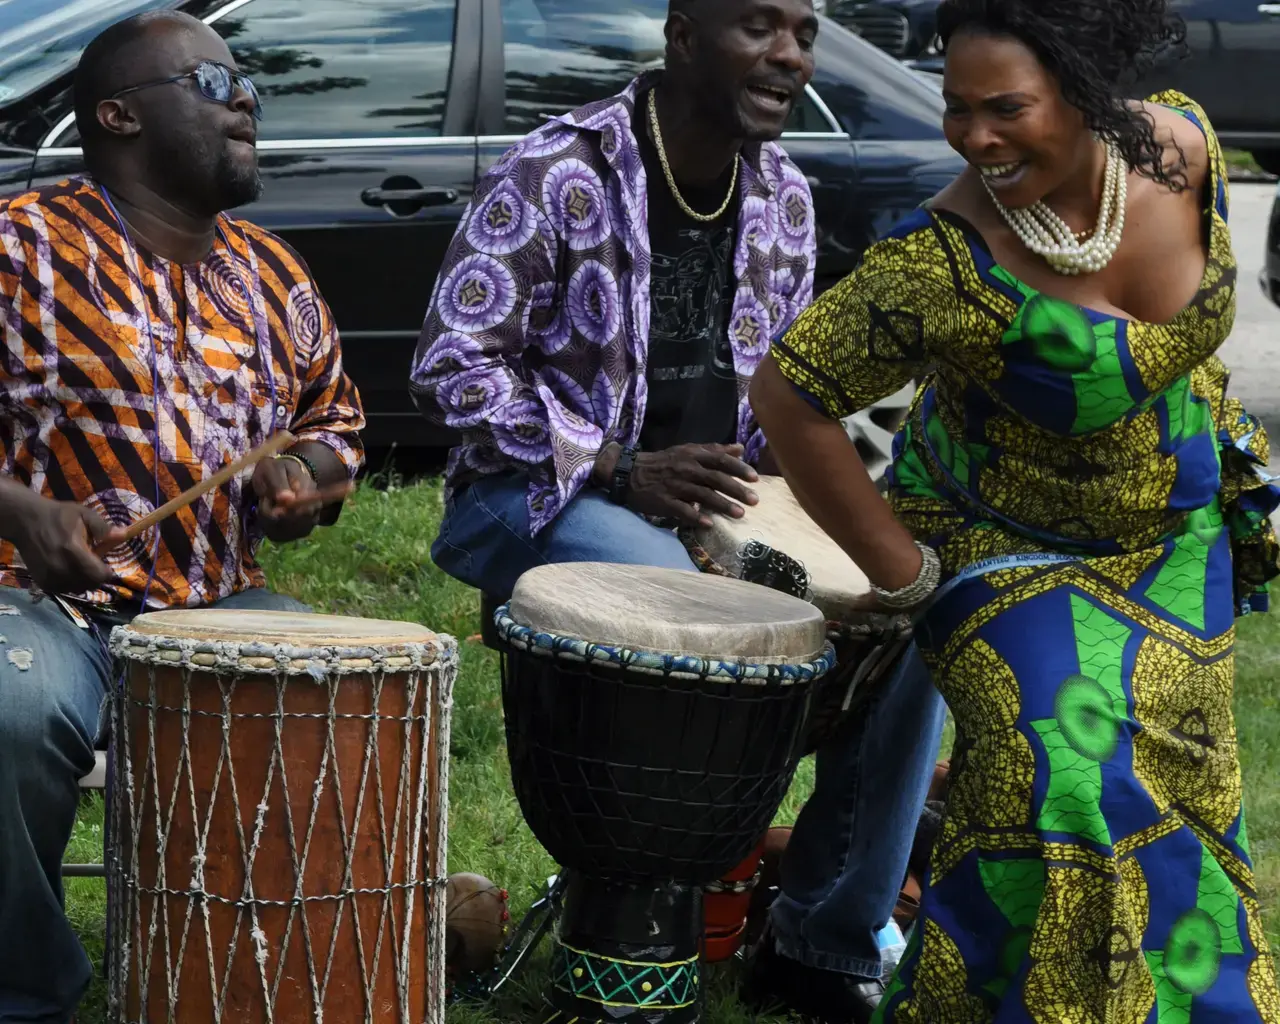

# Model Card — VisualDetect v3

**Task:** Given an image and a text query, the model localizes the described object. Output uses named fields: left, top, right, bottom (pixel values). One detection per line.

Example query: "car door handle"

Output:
left=1260, top=3, right=1280, bottom=14
left=361, top=186, right=458, bottom=207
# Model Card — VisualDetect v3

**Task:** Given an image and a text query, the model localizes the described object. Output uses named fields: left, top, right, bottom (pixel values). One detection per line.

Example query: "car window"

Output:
left=812, top=18, right=944, bottom=141
left=210, top=0, right=458, bottom=140
left=11, top=1, right=215, bottom=150
left=53, top=0, right=459, bottom=146
left=0, top=0, right=180, bottom=111
left=786, top=88, right=838, bottom=134
left=501, top=0, right=667, bottom=133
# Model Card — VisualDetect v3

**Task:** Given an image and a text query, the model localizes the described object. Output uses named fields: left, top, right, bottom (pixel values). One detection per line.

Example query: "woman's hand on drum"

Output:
left=628, top=443, right=759, bottom=527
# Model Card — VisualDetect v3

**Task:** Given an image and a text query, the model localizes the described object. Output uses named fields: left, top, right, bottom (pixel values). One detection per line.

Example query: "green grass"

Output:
left=1226, top=148, right=1262, bottom=173
left=63, top=478, right=1279, bottom=1021
left=1225, top=147, right=1279, bottom=178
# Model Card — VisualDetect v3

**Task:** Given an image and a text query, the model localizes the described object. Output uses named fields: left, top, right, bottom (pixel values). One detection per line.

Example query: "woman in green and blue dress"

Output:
left=750, top=0, right=1280, bottom=1019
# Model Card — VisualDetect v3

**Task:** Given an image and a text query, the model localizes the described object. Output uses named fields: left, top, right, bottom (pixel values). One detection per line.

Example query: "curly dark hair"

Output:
left=936, top=0, right=1190, bottom=191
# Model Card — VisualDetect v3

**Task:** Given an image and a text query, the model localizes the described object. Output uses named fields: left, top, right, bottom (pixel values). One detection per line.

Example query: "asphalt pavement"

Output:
left=1220, top=182, right=1279, bottom=445
left=1219, top=181, right=1279, bottom=522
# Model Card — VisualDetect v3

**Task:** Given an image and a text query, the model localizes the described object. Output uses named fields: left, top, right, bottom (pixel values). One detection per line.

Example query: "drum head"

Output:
left=690, top=475, right=870, bottom=621
left=508, top=562, right=826, bottom=663
left=127, top=609, right=435, bottom=647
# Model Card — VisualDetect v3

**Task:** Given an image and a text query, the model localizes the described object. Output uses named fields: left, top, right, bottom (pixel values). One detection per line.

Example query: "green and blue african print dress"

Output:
left=772, top=92, right=1280, bottom=1022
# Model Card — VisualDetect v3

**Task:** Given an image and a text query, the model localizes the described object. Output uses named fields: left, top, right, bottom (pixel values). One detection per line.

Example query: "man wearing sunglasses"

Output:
left=0, top=11, right=364, bottom=1021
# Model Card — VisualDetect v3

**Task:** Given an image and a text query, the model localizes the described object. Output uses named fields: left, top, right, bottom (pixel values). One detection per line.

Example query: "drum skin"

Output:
left=685, top=475, right=871, bottom=622
left=445, top=873, right=509, bottom=983
left=107, top=610, right=457, bottom=1024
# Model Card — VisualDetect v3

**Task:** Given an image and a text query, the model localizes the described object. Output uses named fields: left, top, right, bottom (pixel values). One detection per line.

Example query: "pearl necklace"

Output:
left=648, top=91, right=740, bottom=223
left=982, top=142, right=1127, bottom=276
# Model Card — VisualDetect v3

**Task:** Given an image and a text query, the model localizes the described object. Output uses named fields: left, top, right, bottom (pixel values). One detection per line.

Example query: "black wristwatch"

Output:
left=608, top=445, right=639, bottom=505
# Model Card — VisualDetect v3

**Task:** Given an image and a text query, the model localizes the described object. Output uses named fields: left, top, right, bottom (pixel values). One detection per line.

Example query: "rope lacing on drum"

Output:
left=106, top=631, right=457, bottom=1024
left=493, top=611, right=837, bottom=685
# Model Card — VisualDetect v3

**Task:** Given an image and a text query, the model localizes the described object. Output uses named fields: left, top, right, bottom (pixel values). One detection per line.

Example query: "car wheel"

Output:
left=842, top=381, right=917, bottom=482
left=1252, top=150, right=1280, bottom=177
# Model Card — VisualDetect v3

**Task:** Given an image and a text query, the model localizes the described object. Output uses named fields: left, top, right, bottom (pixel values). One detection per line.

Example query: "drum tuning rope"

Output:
left=107, top=627, right=458, bottom=1023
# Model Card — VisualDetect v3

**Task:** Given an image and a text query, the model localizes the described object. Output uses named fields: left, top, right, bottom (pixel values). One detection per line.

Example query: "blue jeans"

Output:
left=430, top=473, right=698, bottom=599
left=0, top=586, right=308, bottom=1024
left=770, top=644, right=945, bottom=978
left=433, top=473, right=947, bottom=979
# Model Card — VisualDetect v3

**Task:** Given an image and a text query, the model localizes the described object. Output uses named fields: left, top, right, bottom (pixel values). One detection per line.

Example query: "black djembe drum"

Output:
left=495, top=562, right=834, bottom=1023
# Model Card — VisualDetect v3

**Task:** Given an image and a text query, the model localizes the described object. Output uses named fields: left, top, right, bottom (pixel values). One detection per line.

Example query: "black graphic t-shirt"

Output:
left=637, top=104, right=741, bottom=454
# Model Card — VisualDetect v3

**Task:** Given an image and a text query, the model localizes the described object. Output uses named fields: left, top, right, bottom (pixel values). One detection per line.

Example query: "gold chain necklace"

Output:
left=647, top=91, right=739, bottom=223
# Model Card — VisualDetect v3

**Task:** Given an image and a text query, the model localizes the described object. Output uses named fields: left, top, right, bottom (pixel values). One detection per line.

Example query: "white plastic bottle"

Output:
left=877, top=920, right=907, bottom=983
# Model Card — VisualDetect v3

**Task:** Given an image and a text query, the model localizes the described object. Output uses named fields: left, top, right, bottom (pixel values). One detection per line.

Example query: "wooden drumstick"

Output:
left=98, top=430, right=297, bottom=552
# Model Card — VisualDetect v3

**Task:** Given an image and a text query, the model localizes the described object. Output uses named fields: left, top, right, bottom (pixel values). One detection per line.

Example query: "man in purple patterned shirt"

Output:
left=411, top=1, right=821, bottom=590
left=412, top=1, right=945, bottom=1020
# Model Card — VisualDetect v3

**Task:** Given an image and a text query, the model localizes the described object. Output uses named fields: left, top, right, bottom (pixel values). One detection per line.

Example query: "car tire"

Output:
left=1252, top=150, right=1280, bottom=177
left=842, top=381, right=917, bottom=483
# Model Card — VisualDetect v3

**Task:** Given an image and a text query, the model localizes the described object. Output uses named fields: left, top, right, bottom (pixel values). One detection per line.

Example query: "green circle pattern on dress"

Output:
left=1164, top=908, right=1223, bottom=995
left=1055, top=673, right=1122, bottom=762
left=1020, top=295, right=1097, bottom=374
left=926, top=411, right=955, bottom=473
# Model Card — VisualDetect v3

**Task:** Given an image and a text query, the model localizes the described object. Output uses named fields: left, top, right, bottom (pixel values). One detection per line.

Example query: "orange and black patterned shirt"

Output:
left=0, top=178, right=365, bottom=608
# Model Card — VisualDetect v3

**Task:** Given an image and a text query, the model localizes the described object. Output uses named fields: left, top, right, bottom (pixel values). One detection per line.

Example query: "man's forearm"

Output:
left=750, top=356, right=922, bottom=592
left=287, top=440, right=350, bottom=488
left=592, top=441, right=622, bottom=488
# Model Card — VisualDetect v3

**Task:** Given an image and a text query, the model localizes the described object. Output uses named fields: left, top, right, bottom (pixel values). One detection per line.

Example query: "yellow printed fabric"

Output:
left=773, top=93, right=1280, bottom=1022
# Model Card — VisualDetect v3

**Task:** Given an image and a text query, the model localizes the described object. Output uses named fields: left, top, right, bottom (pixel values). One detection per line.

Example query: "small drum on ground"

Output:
left=701, top=837, right=765, bottom=963
left=681, top=474, right=913, bottom=754
left=496, top=563, right=835, bottom=1023
left=107, top=610, right=457, bottom=1024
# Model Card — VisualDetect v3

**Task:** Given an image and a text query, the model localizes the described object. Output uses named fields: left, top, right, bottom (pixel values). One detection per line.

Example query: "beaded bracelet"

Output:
left=277, top=451, right=319, bottom=484
left=871, top=542, right=942, bottom=610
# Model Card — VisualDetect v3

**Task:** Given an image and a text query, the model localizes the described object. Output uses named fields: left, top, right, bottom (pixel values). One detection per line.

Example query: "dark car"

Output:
left=1138, top=0, right=1280, bottom=175
left=827, top=0, right=944, bottom=74
left=0, top=0, right=961, bottom=455
left=1265, top=183, right=1280, bottom=307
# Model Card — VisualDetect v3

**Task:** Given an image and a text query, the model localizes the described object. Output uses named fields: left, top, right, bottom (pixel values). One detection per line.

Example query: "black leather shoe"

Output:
left=742, top=931, right=885, bottom=1023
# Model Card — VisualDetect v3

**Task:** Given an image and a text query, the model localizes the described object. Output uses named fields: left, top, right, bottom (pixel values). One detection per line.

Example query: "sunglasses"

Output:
left=112, top=60, right=264, bottom=121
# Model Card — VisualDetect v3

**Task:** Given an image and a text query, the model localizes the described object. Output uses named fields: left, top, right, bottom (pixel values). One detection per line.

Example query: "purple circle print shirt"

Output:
left=411, top=72, right=816, bottom=535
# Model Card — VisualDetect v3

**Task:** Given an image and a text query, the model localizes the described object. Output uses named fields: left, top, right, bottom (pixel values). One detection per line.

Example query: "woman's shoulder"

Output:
left=859, top=206, right=955, bottom=276
left=1138, top=91, right=1219, bottom=197
left=813, top=206, right=968, bottom=321
left=1143, top=89, right=1215, bottom=139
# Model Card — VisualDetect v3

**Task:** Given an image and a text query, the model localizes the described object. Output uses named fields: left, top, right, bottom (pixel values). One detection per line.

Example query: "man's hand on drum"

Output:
left=0, top=483, right=126, bottom=594
left=252, top=453, right=352, bottom=543
left=596, top=443, right=759, bottom=527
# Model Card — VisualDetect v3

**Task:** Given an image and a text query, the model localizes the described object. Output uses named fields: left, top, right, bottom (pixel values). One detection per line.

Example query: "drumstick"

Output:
left=99, top=430, right=296, bottom=551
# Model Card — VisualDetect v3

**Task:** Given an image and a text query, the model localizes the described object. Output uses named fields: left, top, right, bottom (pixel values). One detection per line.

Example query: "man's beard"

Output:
left=212, top=147, right=264, bottom=211
left=155, top=134, right=263, bottom=216
left=689, top=74, right=792, bottom=143
left=691, top=80, right=767, bottom=144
